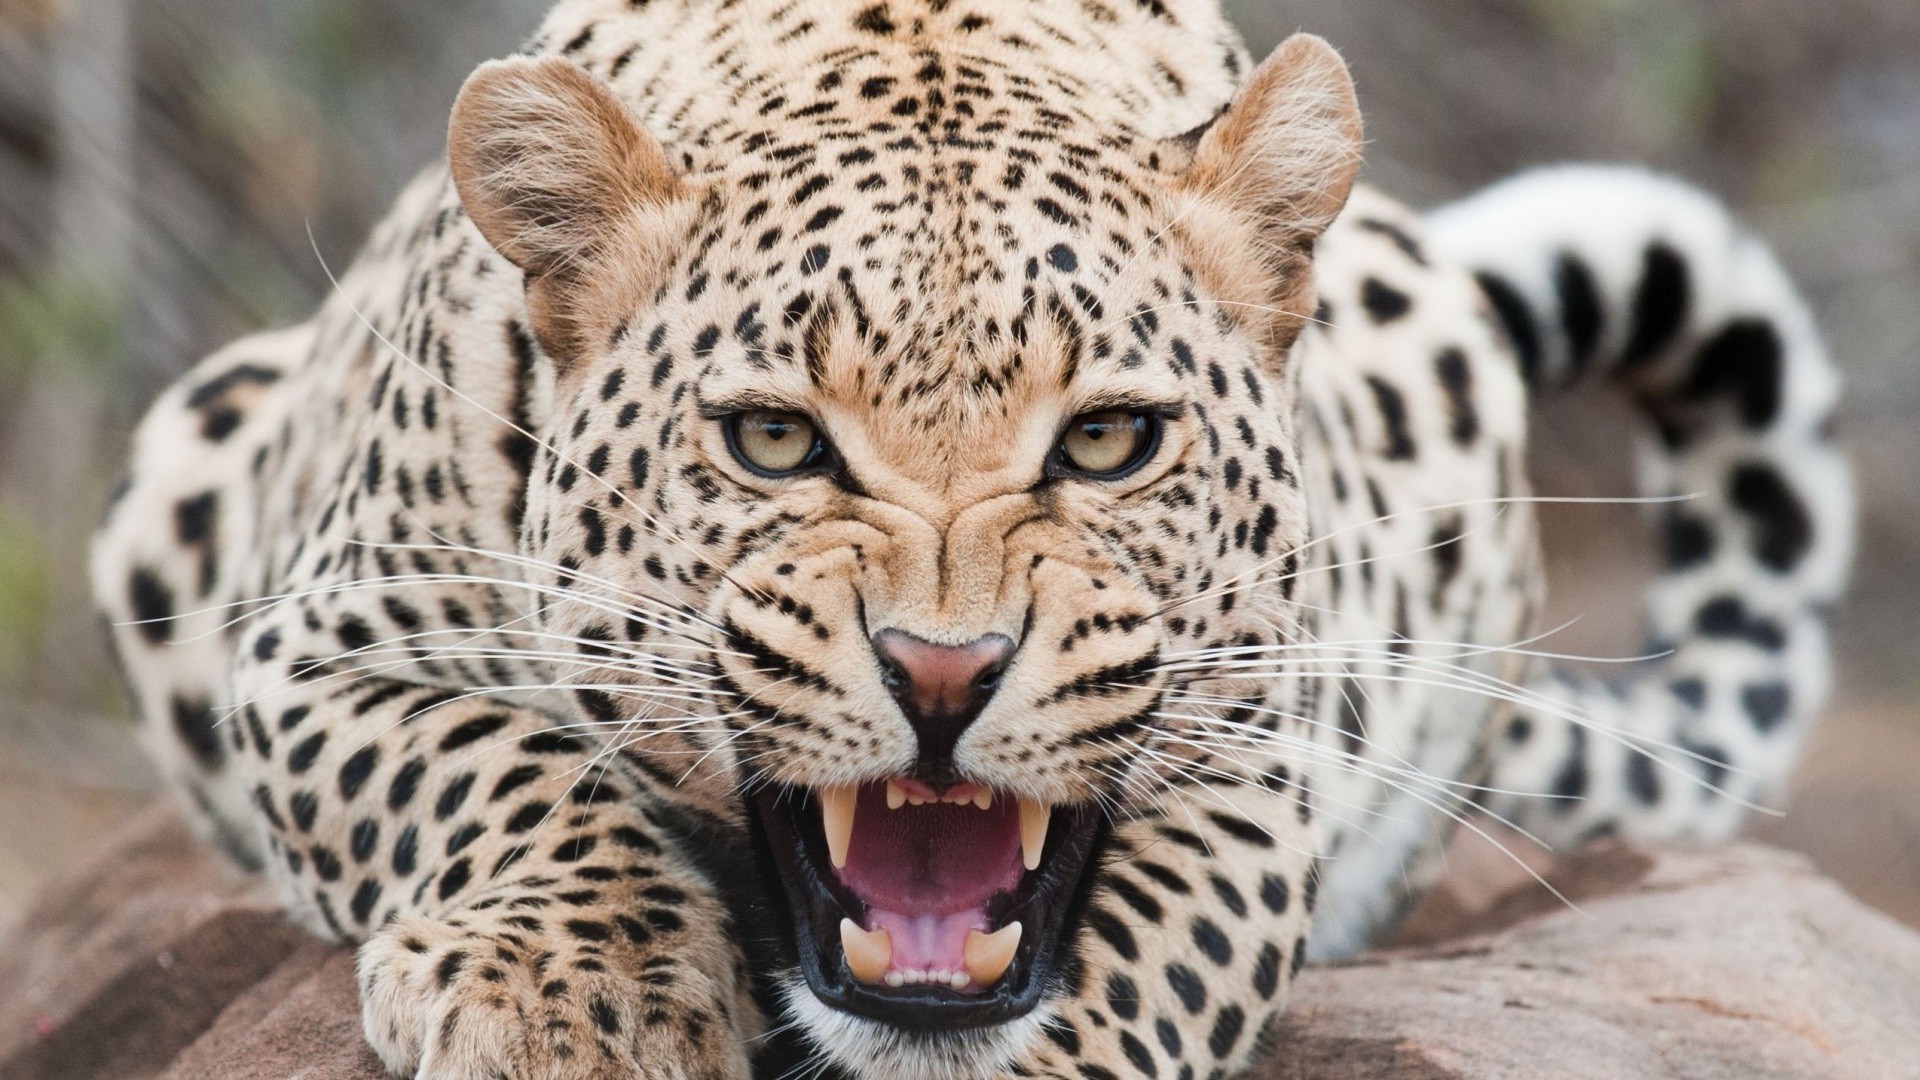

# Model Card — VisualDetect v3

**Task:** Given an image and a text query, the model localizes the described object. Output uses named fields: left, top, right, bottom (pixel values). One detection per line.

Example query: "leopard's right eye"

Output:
left=724, top=411, right=831, bottom=477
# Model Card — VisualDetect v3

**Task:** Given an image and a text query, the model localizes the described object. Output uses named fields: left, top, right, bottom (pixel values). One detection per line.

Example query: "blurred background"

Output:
left=0, top=0, right=1914, bottom=930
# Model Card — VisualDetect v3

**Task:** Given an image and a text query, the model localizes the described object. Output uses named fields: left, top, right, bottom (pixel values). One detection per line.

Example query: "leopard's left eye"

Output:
left=1055, top=410, right=1160, bottom=479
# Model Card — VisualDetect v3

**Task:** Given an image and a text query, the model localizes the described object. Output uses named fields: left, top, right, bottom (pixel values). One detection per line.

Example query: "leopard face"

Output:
left=449, top=37, right=1358, bottom=1063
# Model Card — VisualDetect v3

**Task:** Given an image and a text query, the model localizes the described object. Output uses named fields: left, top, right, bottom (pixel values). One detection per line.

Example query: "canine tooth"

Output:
left=1019, top=800, right=1051, bottom=871
left=964, top=922, right=1022, bottom=987
left=886, top=780, right=907, bottom=810
left=821, top=786, right=857, bottom=868
left=973, top=789, right=993, bottom=811
left=839, top=919, right=892, bottom=985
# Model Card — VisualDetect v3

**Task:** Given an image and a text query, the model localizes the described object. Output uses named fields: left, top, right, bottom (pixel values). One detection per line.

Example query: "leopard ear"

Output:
left=1173, top=34, right=1363, bottom=350
left=449, top=57, right=690, bottom=371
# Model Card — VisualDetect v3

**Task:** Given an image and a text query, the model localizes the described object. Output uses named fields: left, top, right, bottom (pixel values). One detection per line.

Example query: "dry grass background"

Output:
left=0, top=0, right=1914, bottom=930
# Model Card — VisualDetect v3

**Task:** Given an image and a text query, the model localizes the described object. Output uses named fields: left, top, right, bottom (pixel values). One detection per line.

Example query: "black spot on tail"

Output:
left=1357, top=218, right=1428, bottom=265
left=1553, top=252, right=1604, bottom=376
left=1728, top=462, right=1813, bottom=572
left=1621, top=242, right=1691, bottom=370
left=1662, top=510, right=1715, bottom=570
left=1550, top=723, right=1589, bottom=807
left=1742, top=681, right=1791, bottom=732
left=1669, top=677, right=1706, bottom=710
left=1684, top=319, right=1784, bottom=429
left=1626, top=750, right=1660, bottom=804
left=1473, top=272, right=1542, bottom=385
left=1683, top=738, right=1731, bottom=790
left=1694, top=595, right=1787, bottom=649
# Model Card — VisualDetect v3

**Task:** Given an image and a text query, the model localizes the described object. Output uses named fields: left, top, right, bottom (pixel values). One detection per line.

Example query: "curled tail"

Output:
left=1427, top=165, right=1854, bottom=844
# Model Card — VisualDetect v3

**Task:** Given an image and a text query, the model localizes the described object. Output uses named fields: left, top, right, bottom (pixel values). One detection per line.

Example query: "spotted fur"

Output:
left=90, top=2, right=1849, bottom=1077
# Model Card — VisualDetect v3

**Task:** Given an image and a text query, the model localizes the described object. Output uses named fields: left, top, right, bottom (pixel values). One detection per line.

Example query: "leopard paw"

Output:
left=358, top=903, right=752, bottom=1079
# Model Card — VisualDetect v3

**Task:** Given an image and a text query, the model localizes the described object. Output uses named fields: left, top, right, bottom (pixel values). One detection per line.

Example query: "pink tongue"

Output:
left=868, top=910, right=990, bottom=973
left=835, top=784, right=1024, bottom=976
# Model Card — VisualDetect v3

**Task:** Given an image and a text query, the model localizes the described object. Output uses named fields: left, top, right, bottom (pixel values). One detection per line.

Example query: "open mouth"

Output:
left=752, top=779, right=1104, bottom=1029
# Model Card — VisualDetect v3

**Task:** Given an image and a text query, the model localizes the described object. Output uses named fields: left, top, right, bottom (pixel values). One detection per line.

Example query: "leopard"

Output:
left=89, top=0, right=1853, bottom=1076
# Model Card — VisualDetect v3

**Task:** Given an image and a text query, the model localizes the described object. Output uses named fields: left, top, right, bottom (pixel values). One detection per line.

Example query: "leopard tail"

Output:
left=1424, top=165, right=1853, bottom=844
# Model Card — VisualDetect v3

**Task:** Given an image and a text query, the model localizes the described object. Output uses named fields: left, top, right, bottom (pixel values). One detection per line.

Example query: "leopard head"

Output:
left=449, top=33, right=1359, bottom=1070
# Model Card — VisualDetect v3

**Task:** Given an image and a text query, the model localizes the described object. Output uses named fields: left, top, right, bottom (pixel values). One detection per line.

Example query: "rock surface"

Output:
left=2, top=809, right=1916, bottom=1080
left=1270, top=841, right=1920, bottom=1079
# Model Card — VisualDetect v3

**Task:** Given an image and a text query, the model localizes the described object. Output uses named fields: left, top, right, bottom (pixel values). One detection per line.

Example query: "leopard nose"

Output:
left=871, top=629, right=1016, bottom=779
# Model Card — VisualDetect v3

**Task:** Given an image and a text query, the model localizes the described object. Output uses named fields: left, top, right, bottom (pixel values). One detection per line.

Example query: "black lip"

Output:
left=749, top=784, right=1106, bottom=1030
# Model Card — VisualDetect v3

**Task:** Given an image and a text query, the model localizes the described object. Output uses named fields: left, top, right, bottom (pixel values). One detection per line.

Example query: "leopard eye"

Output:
left=726, top=411, right=827, bottom=477
left=1056, top=410, right=1159, bottom=479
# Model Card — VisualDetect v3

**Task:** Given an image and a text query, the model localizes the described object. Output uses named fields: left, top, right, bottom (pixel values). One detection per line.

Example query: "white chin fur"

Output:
left=775, top=972, right=1053, bottom=1080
